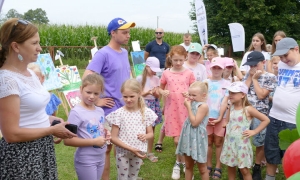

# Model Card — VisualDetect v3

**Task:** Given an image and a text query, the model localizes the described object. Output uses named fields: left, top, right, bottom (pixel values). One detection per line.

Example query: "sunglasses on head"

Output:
left=10, top=19, right=31, bottom=37
left=155, top=32, right=163, bottom=35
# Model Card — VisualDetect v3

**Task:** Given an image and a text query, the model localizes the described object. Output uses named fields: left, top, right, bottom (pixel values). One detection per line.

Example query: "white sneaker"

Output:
left=171, top=166, right=180, bottom=180
left=182, top=163, right=186, bottom=173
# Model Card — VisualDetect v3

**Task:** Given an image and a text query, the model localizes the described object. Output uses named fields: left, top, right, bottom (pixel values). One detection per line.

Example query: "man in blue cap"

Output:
left=83, top=17, right=135, bottom=180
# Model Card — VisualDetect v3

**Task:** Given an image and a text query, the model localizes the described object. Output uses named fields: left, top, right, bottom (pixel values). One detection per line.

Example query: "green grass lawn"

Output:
left=54, top=68, right=286, bottom=180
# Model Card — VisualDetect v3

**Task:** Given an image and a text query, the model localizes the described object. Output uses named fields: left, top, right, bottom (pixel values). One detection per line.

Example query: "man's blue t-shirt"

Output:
left=145, top=40, right=170, bottom=68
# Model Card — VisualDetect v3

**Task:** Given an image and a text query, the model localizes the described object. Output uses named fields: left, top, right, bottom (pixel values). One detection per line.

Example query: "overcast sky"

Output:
left=2, top=0, right=195, bottom=33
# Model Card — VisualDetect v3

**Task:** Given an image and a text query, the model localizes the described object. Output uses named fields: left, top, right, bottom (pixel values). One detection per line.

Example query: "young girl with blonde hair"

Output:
left=107, top=79, right=157, bottom=179
left=221, top=81, right=270, bottom=180
left=137, top=57, right=162, bottom=162
left=176, top=81, right=210, bottom=180
left=64, top=73, right=111, bottom=180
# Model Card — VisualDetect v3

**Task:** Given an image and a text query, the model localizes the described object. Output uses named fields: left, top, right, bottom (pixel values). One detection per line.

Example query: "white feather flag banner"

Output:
left=228, top=23, right=245, bottom=52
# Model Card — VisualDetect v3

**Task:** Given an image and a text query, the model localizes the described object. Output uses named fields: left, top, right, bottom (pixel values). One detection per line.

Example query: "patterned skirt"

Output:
left=0, top=135, right=58, bottom=180
left=145, top=99, right=163, bottom=126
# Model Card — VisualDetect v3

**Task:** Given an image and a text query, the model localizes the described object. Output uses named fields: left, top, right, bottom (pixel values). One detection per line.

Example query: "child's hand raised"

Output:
left=137, top=134, right=147, bottom=142
left=184, top=98, right=192, bottom=108
left=242, top=130, right=256, bottom=138
left=252, top=70, right=263, bottom=80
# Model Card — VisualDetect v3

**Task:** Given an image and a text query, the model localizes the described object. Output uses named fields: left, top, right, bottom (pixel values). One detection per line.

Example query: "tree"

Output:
left=23, top=8, right=49, bottom=24
left=6, top=9, right=23, bottom=19
left=189, top=0, right=300, bottom=48
left=0, top=9, right=23, bottom=23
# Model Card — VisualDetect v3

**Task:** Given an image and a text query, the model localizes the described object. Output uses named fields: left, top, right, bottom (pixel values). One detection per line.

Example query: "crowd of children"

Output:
left=26, top=32, right=300, bottom=180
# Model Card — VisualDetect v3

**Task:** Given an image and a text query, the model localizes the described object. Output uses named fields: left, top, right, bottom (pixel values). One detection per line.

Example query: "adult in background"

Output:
left=82, top=17, right=135, bottom=180
left=180, top=33, right=192, bottom=51
left=0, top=18, right=76, bottom=179
left=265, top=38, right=300, bottom=180
left=144, top=28, right=170, bottom=75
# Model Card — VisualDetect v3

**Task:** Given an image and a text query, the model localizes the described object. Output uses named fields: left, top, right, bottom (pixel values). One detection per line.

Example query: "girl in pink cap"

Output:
left=136, top=57, right=162, bottom=162
left=222, top=57, right=243, bottom=83
left=204, top=57, right=231, bottom=179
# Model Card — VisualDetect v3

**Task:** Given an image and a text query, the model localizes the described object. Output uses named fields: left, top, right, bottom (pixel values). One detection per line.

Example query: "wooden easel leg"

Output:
left=56, top=91, right=69, bottom=116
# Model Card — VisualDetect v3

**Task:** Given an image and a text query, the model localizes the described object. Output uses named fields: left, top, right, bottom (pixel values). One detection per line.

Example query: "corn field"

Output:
left=38, top=24, right=199, bottom=62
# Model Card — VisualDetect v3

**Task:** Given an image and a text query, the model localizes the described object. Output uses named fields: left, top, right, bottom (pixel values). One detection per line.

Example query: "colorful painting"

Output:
left=36, top=53, right=62, bottom=91
left=56, top=66, right=81, bottom=91
left=130, top=51, right=145, bottom=77
left=63, top=89, right=81, bottom=108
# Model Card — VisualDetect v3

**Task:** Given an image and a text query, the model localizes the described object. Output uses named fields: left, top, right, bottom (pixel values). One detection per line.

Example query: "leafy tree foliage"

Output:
left=6, top=9, right=23, bottom=19
left=23, top=8, right=49, bottom=24
left=0, top=9, right=23, bottom=23
left=189, top=0, right=300, bottom=48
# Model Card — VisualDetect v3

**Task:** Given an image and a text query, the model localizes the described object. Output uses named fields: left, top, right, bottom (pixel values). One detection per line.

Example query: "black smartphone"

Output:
left=51, top=120, right=61, bottom=126
left=51, top=120, right=78, bottom=134
left=65, top=124, right=78, bottom=134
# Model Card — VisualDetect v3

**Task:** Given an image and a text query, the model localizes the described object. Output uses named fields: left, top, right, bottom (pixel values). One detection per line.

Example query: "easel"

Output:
left=55, top=85, right=70, bottom=116
left=54, top=50, right=70, bottom=116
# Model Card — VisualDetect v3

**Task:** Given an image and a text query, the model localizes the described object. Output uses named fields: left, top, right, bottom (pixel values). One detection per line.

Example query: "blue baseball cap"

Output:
left=107, top=17, right=135, bottom=35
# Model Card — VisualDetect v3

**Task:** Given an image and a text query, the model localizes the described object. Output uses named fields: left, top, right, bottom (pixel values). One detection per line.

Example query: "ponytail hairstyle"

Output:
left=241, top=94, right=252, bottom=115
left=140, top=67, right=148, bottom=91
left=81, top=73, right=105, bottom=95
left=271, top=31, right=286, bottom=54
left=0, top=18, right=38, bottom=68
left=247, top=33, right=267, bottom=52
left=121, top=79, right=146, bottom=123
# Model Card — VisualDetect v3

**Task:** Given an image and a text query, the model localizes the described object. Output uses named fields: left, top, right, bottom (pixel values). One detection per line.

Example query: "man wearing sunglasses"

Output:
left=144, top=28, right=170, bottom=75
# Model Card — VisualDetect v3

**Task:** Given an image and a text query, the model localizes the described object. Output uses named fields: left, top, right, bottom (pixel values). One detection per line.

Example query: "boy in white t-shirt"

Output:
left=265, top=38, right=300, bottom=180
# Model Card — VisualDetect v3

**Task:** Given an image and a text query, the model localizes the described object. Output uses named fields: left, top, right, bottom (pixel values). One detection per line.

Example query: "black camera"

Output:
left=51, top=120, right=78, bottom=134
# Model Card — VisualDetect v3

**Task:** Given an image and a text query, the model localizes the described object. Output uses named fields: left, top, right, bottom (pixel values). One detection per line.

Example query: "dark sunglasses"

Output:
left=155, top=32, right=163, bottom=35
left=10, top=19, right=31, bottom=37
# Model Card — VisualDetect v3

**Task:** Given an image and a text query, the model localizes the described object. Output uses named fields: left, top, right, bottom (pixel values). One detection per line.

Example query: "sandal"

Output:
left=155, top=143, right=162, bottom=152
left=207, top=166, right=213, bottom=177
left=212, top=168, right=222, bottom=179
left=147, top=153, right=158, bottom=162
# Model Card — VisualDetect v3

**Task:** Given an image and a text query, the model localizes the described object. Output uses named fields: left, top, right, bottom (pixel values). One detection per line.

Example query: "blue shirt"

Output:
left=145, top=40, right=170, bottom=68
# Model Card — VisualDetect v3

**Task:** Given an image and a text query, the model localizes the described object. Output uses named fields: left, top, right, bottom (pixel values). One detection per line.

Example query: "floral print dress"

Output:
left=220, top=106, right=253, bottom=168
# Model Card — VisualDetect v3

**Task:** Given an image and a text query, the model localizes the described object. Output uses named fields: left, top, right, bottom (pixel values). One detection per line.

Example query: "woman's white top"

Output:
left=0, top=69, right=50, bottom=128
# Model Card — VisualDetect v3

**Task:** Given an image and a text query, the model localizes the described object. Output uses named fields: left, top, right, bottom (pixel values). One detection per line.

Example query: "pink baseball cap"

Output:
left=226, top=81, right=248, bottom=94
left=224, top=57, right=235, bottom=67
left=210, top=57, right=224, bottom=69
left=145, top=57, right=161, bottom=72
